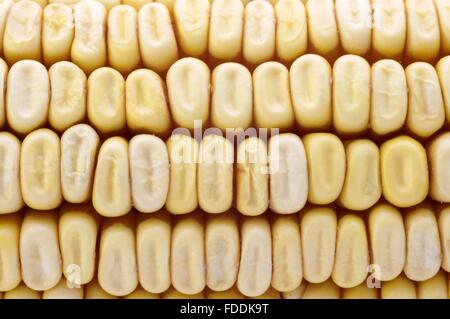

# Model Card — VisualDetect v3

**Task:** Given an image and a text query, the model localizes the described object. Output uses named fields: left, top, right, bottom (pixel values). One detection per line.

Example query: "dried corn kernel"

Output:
left=251, top=287, right=281, bottom=299
left=124, top=286, right=160, bottom=299
left=206, top=287, right=245, bottom=299
left=281, top=283, right=306, bottom=299
left=6, top=60, right=49, bottom=135
left=4, top=283, right=41, bottom=299
left=20, top=129, right=62, bottom=210
left=209, top=0, right=243, bottom=61
left=0, top=0, right=13, bottom=57
left=333, top=55, right=370, bottom=135
left=125, top=69, right=172, bottom=137
left=206, top=212, right=240, bottom=291
left=20, top=209, right=62, bottom=291
left=138, top=3, right=178, bottom=73
left=0, top=58, right=7, bottom=128
left=165, top=134, right=199, bottom=215
left=85, top=279, right=117, bottom=299
left=368, top=203, right=406, bottom=281
left=303, top=133, right=346, bottom=205
left=269, top=133, right=307, bottom=214
left=0, top=132, right=23, bottom=214
left=438, top=205, right=450, bottom=272
left=381, top=275, right=416, bottom=299
left=4, top=1, right=42, bottom=65
left=237, top=216, right=272, bottom=297
left=427, top=132, right=450, bottom=202
left=92, top=137, right=131, bottom=217
left=198, top=135, right=234, bottom=214
left=338, top=139, right=381, bottom=211
left=417, top=270, right=448, bottom=299
left=48, top=62, right=87, bottom=132
left=211, top=63, right=253, bottom=131
left=60, top=124, right=99, bottom=204
left=342, top=284, right=378, bottom=299
left=236, top=137, right=269, bottom=216
left=289, top=54, right=332, bottom=131
left=98, top=215, right=138, bottom=297
left=302, top=279, right=341, bottom=299
left=437, top=56, right=450, bottom=124
left=129, top=134, right=169, bottom=213
left=300, top=206, right=337, bottom=283
left=171, top=213, right=206, bottom=295
left=253, top=62, right=295, bottom=130
left=137, top=212, right=171, bottom=294
left=0, top=214, right=21, bottom=291
left=434, top=0, right=450, bottom=55
left=243, top=0, right=275, bottom=64
left=107, top=5, right=140, bottom=74
left=380, top=135, right=429, bottom=207
left=42, top=3, right=74, bottom=66
left=43, top=279, right=83, bottom=299
left=163, top=286, right=204, bottom=299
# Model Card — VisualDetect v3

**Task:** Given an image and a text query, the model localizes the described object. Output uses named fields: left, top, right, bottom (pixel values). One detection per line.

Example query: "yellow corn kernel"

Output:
left=4, top=1, right=42, bottom=65
left=253, top=62, right=295, bottom=130
left=275, top=0, right=307, bottom=62
left=236, top=137, right=269, bottom=216
left=206, top=287, right=245, bottom=299
left=269, top=133, right=307, bottom=214
left=60, top=124, right=99, bottom=204
left=198, top=135, right=234, bottom=214
left=48, top=62, right=87, bottom=132
left=289, top=54, right=332, bottom=131
left=211, top=63, right=252, bottom=131
left=243, top=0, right=275, bottom=64
left=107, top=5, right=140, bottom=74
left=381, top=275, right=416, bottom=299
left=163, top=286, right=205, bottom=299
left=42, top=3, right=74, bottom=67
left=0, top=214, right=21, bottom=292
left=368, top=203, right=406, bottom=281
left=252, top=287, right=281, bottom=299
left=129, top=135, right=169, bottom=213
left=335, top=0, right=371, bottom=56
left=332, top=214, right=369, bottom=288
left=333, top=55, right=371, bottom=135
left=0, top=132, right=23, bottom=214
left=404, top=203, right=442, bottom=281
left=405, top=0, right=440, bottom=62
left=428, top=133, right=450, bottom=202
left=43, top=279, right=83, bottom=299
left=125, top=69, right=172, bottom=137
left=124, top=286, right=160, bottom=299
left=281, top=283, right=307, bottom=299
left=271, top=215, right=302, bottom=292
left=237, top=216, right=272, bottom=298
left=417, top=270, right=448, bottom=299
left=300, top=206, right=337, bottom=283
left=174, top=0, right=209, bottom=57
left=6, top=60, right=49, bottom=135
left=87, top=67, right=125, bottom=134
left=20, top=129, right=62, bottom=210
left=303, top=133, right=346, bottom=204
left=165, top=135, right=199, bottom=215
left=342, top=284, right=378, bottom=299
left=137, top=212, right=171, bottom=294
left=380, top=135, right=429, bottom=207
left=209, top=0, right=243, bottom=61
left=171, top=213, right=206, bottom=295
left=338, top=139, right=381, bottom=211
left=305, top=0, right=339, bottom=59
left=0, top=58, right=7, bottom=128
left=71, top=0, right=106, bottom=74
left=405, top=62, right=445, bottom=138
left=0, top=0, right=13, bottom=56
left=59, top=204, right=99, bottom=285
left=4, top=283, right=41, bottom=299
left=206, top=212, right=240, bottom=291
left=92, top=137, right=131, bottom=217
left=166, top=58, right=210, bottom=130
left=302, top=279, right=341, bottom=299
left=437, top=56, right=450, bottom=124
left=438, top=205, right=450, bottom=272
left=138, top=3, right=178, bottom=73
left=85, top=279, right=117, bottom=299
left=20, top=210, right=62, bottom=291
left=371, top=0, right=406, bottom=59
left=434, top=0, right=450, bottom=55
left=98, top=215, right=138, bottom=297
left=123, top=0, right=152, bottom=10
left=370, top=59, right=407, bottom=136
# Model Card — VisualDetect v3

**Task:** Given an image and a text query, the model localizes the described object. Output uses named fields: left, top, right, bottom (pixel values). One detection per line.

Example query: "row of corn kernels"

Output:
left=0, top=202, right=449, bottom=297
left=2, top=126, right=450, bottom=215
left=1, top=0, right=450, bottom=73
left=3, top=54, right=450, bottom=138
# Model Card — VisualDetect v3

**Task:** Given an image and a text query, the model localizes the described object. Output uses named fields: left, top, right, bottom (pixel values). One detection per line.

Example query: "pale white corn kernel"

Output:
left=206, top=287, right=245, bottom=299
left=428, top=133, right=450, bottom=202
left=437, top=56, right=450, bottom=125
left=0, top=58, right=6, bottom=128
left=0, top=0, right=14, bottom=56
left=438, top=205, right=450, bottom=272
left=281, top=282, right=307, bottom=299
left=43, top=279, right=83, bottom=299
left=163, top=286, right=205, bottom=299
left=434, top=0, right=450, bottom=55
left=0, top=214, right=21, bottom=292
